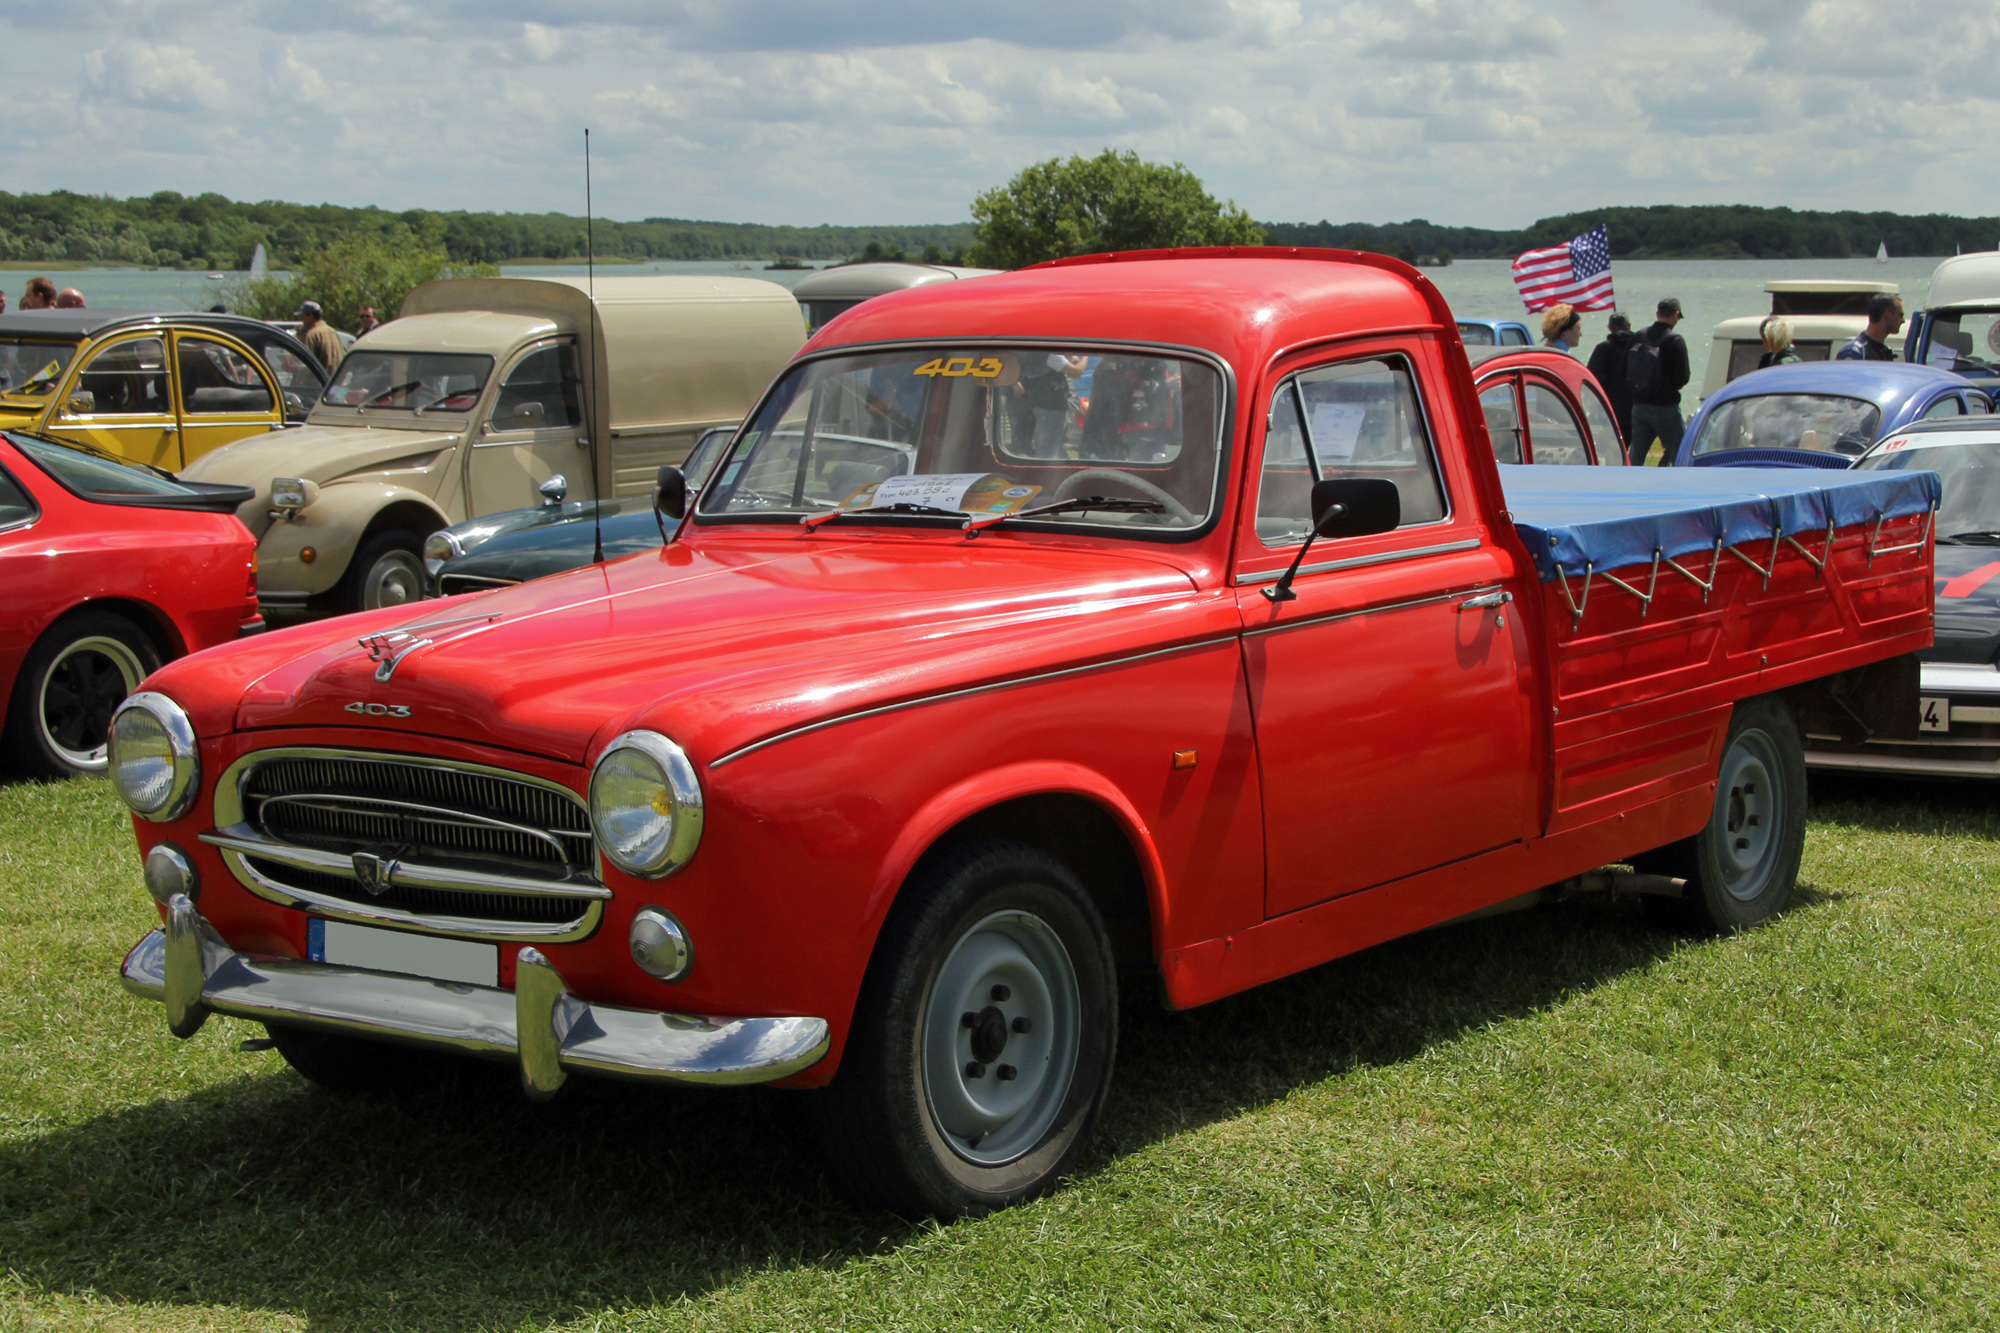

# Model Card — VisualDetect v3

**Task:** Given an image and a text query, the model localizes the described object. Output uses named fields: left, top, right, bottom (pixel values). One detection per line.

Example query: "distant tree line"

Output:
left=1264, top=205, right=2000, bottom=261
left=6, top=189, right=1997, bottom=271
left=0, top=190, right=976, bottom=270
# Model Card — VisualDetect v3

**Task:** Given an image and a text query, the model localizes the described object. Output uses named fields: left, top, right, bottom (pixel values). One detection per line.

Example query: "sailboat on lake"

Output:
left=1876, top=241, right=1889, bottom=264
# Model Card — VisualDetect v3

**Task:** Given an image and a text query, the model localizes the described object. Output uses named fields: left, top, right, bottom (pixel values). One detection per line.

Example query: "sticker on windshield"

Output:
left=913, top=355, right=1007, bottom=380
left=1879, top=432, right=1989, bottom=451
left=842, top=472, right=1042, bottom=514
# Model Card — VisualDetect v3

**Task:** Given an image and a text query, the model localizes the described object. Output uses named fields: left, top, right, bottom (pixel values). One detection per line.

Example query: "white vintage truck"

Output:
left=180, top=275, right=803, bottom=616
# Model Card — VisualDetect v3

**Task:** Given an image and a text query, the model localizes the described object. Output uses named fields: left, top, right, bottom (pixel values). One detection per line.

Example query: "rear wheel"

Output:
left=342, top=529, right=426, bottom=613
left=1643, top=695, right=1806, bottom=933
left=816, top=840, right=1117, bottom=1218
left=5, top=610, right=160, bottom=778
left=264, top=1023, right=500, bottom=1098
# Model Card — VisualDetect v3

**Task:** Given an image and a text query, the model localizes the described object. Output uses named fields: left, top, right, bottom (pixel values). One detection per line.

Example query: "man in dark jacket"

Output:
left=1627, top=297, right=1691, bottom=465
left=1585, top=311, right=1639, bottom=445
left=1836, top=293, right=1903, bottom=361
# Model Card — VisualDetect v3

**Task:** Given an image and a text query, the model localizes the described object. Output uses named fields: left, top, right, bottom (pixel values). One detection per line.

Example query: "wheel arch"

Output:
left=865, top=763, right=1169, bottom=982
left=29, top=596, right=184, bottom=662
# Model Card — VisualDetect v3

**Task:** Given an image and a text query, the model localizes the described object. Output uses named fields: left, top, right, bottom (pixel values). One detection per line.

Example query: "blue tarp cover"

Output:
left=1497, top=464, right=1941, bottom=582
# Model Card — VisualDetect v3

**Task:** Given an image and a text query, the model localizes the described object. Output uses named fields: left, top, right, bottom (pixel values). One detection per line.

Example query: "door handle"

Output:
left=1458, top=590, right=1511, bottom=611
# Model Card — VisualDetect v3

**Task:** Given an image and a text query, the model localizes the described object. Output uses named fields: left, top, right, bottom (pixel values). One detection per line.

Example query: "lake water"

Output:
left=7, top=255, right=1948, bottom=398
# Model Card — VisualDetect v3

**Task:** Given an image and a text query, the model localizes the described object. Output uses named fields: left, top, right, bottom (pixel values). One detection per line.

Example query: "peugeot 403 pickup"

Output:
left=110, top=250, right=1937, bottom=1218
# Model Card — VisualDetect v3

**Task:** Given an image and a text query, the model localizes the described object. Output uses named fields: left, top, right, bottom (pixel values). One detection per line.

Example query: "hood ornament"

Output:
left=350, top=850, right=399, bottom=897
left=357, top=611, right=500, bottom=682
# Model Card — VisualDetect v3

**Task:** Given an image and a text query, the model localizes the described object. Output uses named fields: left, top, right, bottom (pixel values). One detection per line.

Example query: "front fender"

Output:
left=862, top=760, right=1171, bottom=960
left=258, top=484, right=447, bottom=595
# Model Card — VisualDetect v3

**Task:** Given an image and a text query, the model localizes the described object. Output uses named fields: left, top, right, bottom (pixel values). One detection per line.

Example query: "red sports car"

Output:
left=1, top=431, right=258, bottom=778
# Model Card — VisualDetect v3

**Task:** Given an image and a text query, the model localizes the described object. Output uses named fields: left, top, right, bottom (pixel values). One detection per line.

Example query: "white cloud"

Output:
left=83, top=39, right=230, bottom=111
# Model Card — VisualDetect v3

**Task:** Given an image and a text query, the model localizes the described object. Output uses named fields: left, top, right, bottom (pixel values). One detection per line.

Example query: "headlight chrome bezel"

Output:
left=270, top=476, right=318, bottom=514
left=589, top=730, right=704, bottom=879
left=108, top=692, right=201, bottom=822
left=422, top=529, right=464, bottom=574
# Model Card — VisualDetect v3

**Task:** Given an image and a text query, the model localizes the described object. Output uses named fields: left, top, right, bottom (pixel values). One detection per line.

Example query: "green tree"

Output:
left=968, top=150, right=1265, bottom=269
left=225, top=223, right=498, bottom=331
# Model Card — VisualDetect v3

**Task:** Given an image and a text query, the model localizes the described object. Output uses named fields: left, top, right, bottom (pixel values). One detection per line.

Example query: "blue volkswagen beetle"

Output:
left=1676, top=361, right=1992, bottom=469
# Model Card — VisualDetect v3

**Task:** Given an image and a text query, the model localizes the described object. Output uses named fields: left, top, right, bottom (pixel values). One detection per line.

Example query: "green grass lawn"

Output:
left=2, top=774, right=1995, bottom=1332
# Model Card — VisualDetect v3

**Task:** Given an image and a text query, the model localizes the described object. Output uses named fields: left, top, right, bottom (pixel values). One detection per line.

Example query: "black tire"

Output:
left=816, top=839, right=1118, bottom=1218
left=264, top=1023, right=501, bottom=1098
left=4, top=609, right=161, bottom=779
left=1642, top=694, right=1807, bottom=933
left=340, top=529, right=427, bottom=613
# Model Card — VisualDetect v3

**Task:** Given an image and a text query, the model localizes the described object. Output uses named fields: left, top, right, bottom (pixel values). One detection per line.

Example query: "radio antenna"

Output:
left=585, top=127, right=605, bottom=566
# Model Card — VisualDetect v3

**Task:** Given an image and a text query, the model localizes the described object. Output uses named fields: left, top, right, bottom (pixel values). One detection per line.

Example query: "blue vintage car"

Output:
left=1456, top=318, right=1534, bottom=348
left=1675, top=361, right=1992, bottom=469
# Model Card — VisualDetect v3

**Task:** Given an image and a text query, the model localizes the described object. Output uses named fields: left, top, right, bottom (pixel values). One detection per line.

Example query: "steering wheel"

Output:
left=1052, top=468, right=1197, bottom=524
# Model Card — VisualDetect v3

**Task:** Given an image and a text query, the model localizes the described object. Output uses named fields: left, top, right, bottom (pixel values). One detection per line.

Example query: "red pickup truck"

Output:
left=109, top=251, right=1936, bottom=1218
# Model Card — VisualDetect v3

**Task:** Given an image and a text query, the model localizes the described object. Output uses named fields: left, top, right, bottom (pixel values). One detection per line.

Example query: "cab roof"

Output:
left=792, top=262, right=999, bottom=300
left=804, top=249, right=1450, bottom=376
left=1924, top=252, right=2000, bottom=310
left=1698, top=359, right=1966, bottom=413
left=0, top=310, right=304, bottom=343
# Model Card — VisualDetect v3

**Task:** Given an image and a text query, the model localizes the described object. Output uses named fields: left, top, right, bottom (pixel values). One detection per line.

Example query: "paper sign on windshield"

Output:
left=1309, top=403, right=1367, bottom=462
left=843, top=473, right=1042, bottom=514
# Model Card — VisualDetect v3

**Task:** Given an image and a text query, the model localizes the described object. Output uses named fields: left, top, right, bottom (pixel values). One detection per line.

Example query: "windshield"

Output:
left=8, top=432, right=215, bottom=501
left=1921, top=310, right=2000, bottom=372
left=0, top=340, right=78, bottom=396
left=1457, top=323, right=1496, bottom=346
left=699, top=346, right=1225, bottom=533
left=320, top=351, right=494, bottom=413
left=1691, top=393, right=1882, bottom=458
left=1860, top=437, right=2000, bottom=538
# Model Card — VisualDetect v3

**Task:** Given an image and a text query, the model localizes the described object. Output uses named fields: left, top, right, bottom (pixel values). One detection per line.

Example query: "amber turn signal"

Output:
left=299, top=546, right=316, bottom=564
left=1172, top=749, right=1198, bottom=770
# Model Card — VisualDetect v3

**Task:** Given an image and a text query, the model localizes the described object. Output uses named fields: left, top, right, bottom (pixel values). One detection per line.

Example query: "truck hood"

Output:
left=179, top=424, right=458, bottom=536
left=206, top=535, right=1222, bottom=764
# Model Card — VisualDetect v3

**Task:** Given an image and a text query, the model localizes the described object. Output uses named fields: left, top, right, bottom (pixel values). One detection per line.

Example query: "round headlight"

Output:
left=108, top=692, right=199, bottom=822
left=422, top=530, right=463, bottom=572
left=589, top=731, right=703, bottom=878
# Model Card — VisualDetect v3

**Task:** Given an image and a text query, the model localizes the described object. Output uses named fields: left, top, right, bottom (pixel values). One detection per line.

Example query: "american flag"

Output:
left=1511, top=226, right=1615, bottom=312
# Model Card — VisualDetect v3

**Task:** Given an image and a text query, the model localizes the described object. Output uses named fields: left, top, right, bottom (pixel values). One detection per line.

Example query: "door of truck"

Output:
left=170, top=331, right=286, bottom=464
left=467, top=340, right=593, bottom=516
left=1236, top=345, right=1537, bottom=919
left=48, top=334, right=179, bottom=469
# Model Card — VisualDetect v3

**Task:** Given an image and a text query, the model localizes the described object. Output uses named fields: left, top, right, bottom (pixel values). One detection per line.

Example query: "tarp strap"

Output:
left=1868, top=504, right=1936, bottom=568
left=1662, top=538, right=1725, bottom=605
left=1781, top=518, right=1837, bottom=579
left=1724, top=525, right=1785, bottom=588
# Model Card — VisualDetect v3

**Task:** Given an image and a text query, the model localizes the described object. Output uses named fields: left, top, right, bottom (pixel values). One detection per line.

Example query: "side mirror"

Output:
left=65, top=391, right=95, bottom=415
left=1263, top=478, right=1402, bottom=603
left=654, top=465, right=687, bottom=521
left=538, top=474, right=568, bottom=505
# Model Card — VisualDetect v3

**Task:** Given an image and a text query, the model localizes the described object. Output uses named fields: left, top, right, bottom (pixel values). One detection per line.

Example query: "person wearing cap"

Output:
left=1835, top=294, right=1902, bottom=362
left=295, top=300, right=345, bottom=373
left=1627, top=297, right=1690, bottom=465
left=1539, top=304, right=1582, bottom=353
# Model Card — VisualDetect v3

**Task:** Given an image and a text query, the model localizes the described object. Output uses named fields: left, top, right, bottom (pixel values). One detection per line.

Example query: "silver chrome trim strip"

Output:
left=710, top=634, right=1240, bottom=769
left=121, top=906, right=831, bottom=1089
left=1243, top=584, right=1503, bottom=638
left=1234, top=537, right=1483, bottom=585
left=1805, top=749, right=2000, bottom=778
left=201, top=831, right=611, bottom=900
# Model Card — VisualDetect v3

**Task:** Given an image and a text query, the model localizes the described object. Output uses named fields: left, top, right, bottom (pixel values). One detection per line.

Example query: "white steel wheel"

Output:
left=922, top=909, right=1081, bottom=1166
left=1713, top=728, right=1786, bottom=903
left=39, top=633, right=148, bottom=772
left=342, top=529, right=426, bottom=613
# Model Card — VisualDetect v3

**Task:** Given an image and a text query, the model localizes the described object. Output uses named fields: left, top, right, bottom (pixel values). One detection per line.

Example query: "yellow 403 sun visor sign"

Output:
left=839, top=472, right=1044, bottom=514
left=912, top=353, right=1021, bottom=384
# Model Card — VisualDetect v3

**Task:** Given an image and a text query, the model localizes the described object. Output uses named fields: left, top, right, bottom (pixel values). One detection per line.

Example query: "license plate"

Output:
left=1919, top=696, right=1950, bottom=733
left=308, top=919, right=498, bottom=986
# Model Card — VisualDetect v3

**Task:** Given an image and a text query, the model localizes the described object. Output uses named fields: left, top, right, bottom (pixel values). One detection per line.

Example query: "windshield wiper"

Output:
left=362, top=381, right=422, bottom=407
left=800, top=502, right=967, bottom=530
left=963, top=495, right=1166, bottom=536
left=1945, top=530, right=2000, bottom=545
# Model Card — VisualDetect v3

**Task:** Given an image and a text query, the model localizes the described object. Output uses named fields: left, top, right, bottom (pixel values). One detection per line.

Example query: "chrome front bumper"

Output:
left=121, top=896, right=830, bottom=1097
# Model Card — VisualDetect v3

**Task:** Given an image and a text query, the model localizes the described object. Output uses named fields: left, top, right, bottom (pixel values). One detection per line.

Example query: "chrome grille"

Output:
left=209, top=748, right=604, bottom=941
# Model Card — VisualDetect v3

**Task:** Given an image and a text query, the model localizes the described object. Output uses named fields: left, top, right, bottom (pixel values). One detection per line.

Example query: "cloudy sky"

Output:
left=7, top=0, right=1995, bottom=228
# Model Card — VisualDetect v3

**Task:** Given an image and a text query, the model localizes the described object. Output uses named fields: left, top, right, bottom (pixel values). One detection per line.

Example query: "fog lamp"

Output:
left=108, top=693, right=199, bottom=822
left=629, top=907, right=693, bottom=982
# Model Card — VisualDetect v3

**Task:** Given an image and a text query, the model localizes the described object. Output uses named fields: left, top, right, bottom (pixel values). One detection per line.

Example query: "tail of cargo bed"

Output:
left=1497, top=464, right=1939, bottom=841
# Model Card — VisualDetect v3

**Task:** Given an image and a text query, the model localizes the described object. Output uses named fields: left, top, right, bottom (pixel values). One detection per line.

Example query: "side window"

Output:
left=1967, top=392, right=1992, bottom=416
left=1501, top=326, right=1530, bottom=346
left=1479, top=381, right=1522, bottom=463
left=492, top=344, right=582, bottom=431
left=1457, top=323, right=1495, bottom=346
left=259, top=344, right=320, bottom=419
left=178, top=338, right=274, bottom=415
left=74, top=338, right=168, bottom=416
left=1727, top=340, right=1764, bottom=382
left=1579, top=384, right=1626, bottom=465
left=1256, top=356, right=1447, bottom=546
left=1523, top=382, right=1590, bottom=465
left=0, top=465, right=37, bottom=529
left=1922, top=394, right=1963, bottom=420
